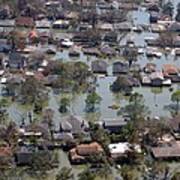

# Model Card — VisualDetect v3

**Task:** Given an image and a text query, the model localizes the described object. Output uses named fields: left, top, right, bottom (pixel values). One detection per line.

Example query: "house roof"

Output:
left=0, top=146, right=12, bottom=157
left=15, top=17, right=35, bottom=27
left=168, top=22, right=180, bottom=32
left=9, top=52, right=26, bottom=63
left=61, top=115, right=89, bottom=134
left=151, top=142, right=180, bottom=158
left=168, top=115, right=180, bottom=132
left=53, top=132, right=74, bottom=142
left=103, top=119, right=127, bottom=127
left=113, top=61, right=129, bottom=74
left=150, top=71, right=164, bottom=80
left=108, top=142, right=130, bottom=154
left=163, top=64, right=179, bottom=75
left=91, top=60, right=108, bottom=73
left=70, top=142, right=103, bottom=157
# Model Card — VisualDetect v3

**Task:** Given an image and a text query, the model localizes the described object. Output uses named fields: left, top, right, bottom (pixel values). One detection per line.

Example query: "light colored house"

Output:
left=108, top=142, right=131, bottom=159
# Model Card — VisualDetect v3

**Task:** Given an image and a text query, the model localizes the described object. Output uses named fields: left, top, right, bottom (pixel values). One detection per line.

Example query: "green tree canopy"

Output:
left=56, top=167, right=74, bottom=180
left=162, top=1, right=174, bottom=17
left=171, top=90, right=180, bottom=114
left=85, top=91, right=102, bottom=112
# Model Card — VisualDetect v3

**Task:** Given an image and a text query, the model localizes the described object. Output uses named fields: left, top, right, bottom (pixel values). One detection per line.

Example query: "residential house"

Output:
left=69, top=142, right=103, bottom=164
left=102, top=118, right=128, bottom=134
left=163, top=64, right=180, bottom=82
left=143, top=63, right=156, bottom=73
left=109, top=142, right=142, bottom=161
left=15, top=146, right=51, bottom=166
left=100, top=45, right=116, bottom=57
left=0, top=144, right=13, bottom=167
left=168, top=22, right=180, bottom=32
left=91, top=60, right=108, bottom=74
left=15, top=17, right=35, bottom=28
left=8, top=52, right=27, bottom=69
left=149, top=11, right=159, bottom=23
left=104, top=32, right=118, bottom=43
left=114, top=22, right=131, bottom=32
left=150, top=71, right=164, bottom=87
left=60, top=115, right=89, bottom=136
left=108, top=142, right=131, bottom=160
left=113, top=61, right=129, bottom=75
left=52, top=20, right=70, bottom=29
left=151, top=141, right=180, bottom=160
left=83, top=48, right=100, bottom=57
left=168, top=115, right=180, bottom=140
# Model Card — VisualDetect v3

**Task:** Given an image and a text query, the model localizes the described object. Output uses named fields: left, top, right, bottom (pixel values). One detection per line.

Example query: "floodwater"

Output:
left=1, top=1, right=180, bottom=124
left=54, top=7, right=180, bottom=120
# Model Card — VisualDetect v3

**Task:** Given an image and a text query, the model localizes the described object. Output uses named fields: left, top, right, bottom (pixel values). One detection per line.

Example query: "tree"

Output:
left=111, top=75, right=132, bottom=94
left=121, top=165, right=139, bottom=180
left=158, top=31, right=175, bottom=48
left=123, top=44, right=138, bottom=67
left=143, top=162, right=170, bottom=180
left=85, top=92, right=102, bottom=112
left=56, top=167, right=74, bottom=180
left=78, top=168, right=96, bottom=180
left=172, top=172, right=180, bottom=180
left=59, top=97, right=70, bottom=113
left=143, top=119, right=170, bottom=146
left=0, top=98, right=9, bottom=124
left=95, top=163, right=112, bottom=180
left=171, top=90, right=180, bottom=114
left=119, top=93, right=149, bottom=121
left=28, top=152, right=54, bottom=179
left=90, top=122, right=110, bottom=153
left=162, top=1, right=174, bottom=17
left=175, top=3, right=180, bottom=22
left=20, top=77, right=47, bottom=105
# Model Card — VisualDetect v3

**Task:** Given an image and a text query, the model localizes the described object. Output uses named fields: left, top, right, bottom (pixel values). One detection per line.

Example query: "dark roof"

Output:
left=91, top=60, right=108, bottom=73
left=113, top=61, right=129, bottom=74
left=9, top=52, right=26, bottom=63
left=100, top=46, right=116, bottom=56
left=168, top=22, right=180, bottom=32
left=61, top=115, right=89, bottom=134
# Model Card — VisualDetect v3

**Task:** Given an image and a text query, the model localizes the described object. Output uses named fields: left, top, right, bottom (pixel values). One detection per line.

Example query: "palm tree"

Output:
left=56, top=167, right=74, bottom=180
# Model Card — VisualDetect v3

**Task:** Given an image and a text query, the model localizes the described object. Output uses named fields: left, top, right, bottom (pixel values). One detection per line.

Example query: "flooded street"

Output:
left=0, top=1, right=179, bottom=123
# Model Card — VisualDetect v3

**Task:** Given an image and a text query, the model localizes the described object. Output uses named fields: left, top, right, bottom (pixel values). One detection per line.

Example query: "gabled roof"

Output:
left=61, top=115, right=89, bottom=134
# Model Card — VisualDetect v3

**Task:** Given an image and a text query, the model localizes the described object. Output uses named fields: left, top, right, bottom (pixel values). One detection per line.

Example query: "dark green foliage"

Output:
left=56, top=167, right=74, bottom=180
left=162, top=1, right=174, bottom=17
left=85, top=92, right=102, bottom=112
